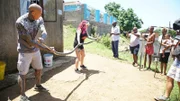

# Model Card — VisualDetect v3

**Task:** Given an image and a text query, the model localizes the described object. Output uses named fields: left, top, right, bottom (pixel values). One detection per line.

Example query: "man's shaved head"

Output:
left=29, top=3, right=42, bottom=12
left=28, top=3, right=42, bottom=20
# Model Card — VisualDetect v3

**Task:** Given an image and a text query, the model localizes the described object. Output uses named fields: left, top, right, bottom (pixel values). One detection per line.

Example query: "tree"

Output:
left=140, top=28, right=148, bottom=33
left=154, top=28, right=162, bottom=35
left=168, top=29, right=176, bottom=37
left=104, top=2, right=143, bottom=32
left=104, top=2, right=122, bottom=18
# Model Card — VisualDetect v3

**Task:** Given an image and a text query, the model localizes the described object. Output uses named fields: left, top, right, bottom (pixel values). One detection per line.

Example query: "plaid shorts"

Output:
left=167, top=65, right=180, bottom=82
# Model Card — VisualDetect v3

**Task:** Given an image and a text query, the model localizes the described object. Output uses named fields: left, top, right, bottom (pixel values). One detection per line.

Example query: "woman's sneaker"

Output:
left=75, top=68, right=81, bottom=74
left=80, top=65, right=87, bottom=69
left=154, top=95, right=169, bottom=101
left=20, top=95, right=30, bottom=101
left=34, top=85, right=49, bottom=92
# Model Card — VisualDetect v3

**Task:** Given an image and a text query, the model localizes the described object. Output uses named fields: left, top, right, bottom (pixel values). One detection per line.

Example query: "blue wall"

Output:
left=64, top=3, right=118, bottom=24
left=95, top=10, right=100, bottom=22
left=86, top=10, right=90, bottom=20
left=103, top=13, right=108, bottom=24
left=110, top=16, right=113, bottom=24
left=84, top=4, right=88, bottom=20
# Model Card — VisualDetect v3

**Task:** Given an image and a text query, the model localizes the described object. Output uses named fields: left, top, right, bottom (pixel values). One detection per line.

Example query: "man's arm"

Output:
left=146, top=33, right=155, bottom=44
left=110, top=26, right=120, bottom=35
left=133, top=32, right=140, bottom=37
left=16, top=23, right=34, bottom=48
left=113, top=33, right=120, bottom=35
left=16, top=23, right=52, bottom=52
left=110, top=27, right=113, bottom=36
left=126, top=31, right=132, bottom=38
left=38, top=18, right=47, bottom=42
left=86, top=30, right=97, bottom=40
left=114, top=26, right=120, bottom=35
left=126, top=33, right=131, bottom=38
left=20, top=33, right=53, bottom=52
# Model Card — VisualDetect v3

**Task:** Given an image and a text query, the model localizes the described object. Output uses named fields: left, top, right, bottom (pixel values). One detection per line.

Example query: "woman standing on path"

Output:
left=158, top=28, right=173, bottom=75
left=73, top=20, right=96, bottom=73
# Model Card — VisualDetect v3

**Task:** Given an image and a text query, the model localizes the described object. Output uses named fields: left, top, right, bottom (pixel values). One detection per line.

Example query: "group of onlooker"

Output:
left=110, top=19, right=180, bottom=101
left=110, top=20, right=180, bottom=101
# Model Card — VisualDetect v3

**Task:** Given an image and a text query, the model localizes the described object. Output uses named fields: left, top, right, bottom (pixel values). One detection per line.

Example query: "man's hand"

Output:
left=49, top=47, right=55, bottom=53
left=38, top=37, right=45, bottom=43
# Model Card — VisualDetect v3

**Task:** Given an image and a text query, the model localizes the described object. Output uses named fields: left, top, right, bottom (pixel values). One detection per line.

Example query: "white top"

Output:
left=158, top=35, right=163, bottom=43
left=158, top=35, right=172, bottom=53
left=174, top=35, right=180, bottom=45
left=129, top=32, right=141, bottom=47
left=111, top=26, right=120, bottom=41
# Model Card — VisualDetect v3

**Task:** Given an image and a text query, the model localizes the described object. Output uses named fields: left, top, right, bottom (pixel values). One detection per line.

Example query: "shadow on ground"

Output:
left=0, top=56, right=76, bottom=101
left=24, top=69, right=104, bottom=101
left=29, top=92, right=63, bottom=101
left=63, top=69, right=105, bottom=101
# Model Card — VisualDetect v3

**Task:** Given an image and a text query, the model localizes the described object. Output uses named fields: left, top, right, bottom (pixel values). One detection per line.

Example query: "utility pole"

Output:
left=169, top=21, right=171, bottom=29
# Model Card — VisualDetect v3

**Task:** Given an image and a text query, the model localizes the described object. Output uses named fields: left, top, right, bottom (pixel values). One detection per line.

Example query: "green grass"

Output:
left=63, top=25, right=179, bottom=101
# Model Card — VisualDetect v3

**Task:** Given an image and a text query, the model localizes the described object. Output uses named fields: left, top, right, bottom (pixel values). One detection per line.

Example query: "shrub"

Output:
left=90, top=25, right=97, bottom=36
left=99, top=34, right=111, bottom=49
left=168, top=29, right=176, bottom=38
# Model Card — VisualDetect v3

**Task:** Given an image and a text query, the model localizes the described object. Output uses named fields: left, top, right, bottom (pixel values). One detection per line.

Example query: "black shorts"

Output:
left=73, top=42, right=84, bottom=50
left=130, top=44, right=139, bottom=55
left=159, top=53, right=170, bottom=63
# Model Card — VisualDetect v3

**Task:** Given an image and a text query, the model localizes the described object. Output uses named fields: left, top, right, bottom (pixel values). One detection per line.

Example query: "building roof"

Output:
left=64, top=1, right=81, bottom=5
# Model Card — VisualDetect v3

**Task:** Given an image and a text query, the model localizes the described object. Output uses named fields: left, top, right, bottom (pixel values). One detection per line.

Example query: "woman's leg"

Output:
left=80, top=49, right=85, bottom=66
left=164, top=53, right=170, bottom=75
left=178, top=82, right=180, bottom=100
left=160, top=62, right=163, bottom=74
left=164, top=76, right=174, bottom=98
left=75, top=49, right=81, bottom=70
left=164, top=63, right=167, bottom=75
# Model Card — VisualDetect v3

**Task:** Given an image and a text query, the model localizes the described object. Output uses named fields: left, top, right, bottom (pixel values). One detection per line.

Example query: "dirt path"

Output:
left=0, top=53, right=166, bottom=101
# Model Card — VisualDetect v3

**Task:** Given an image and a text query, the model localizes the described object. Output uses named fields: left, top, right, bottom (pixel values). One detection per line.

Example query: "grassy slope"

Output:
left=63, top=25, right=179, bottom=101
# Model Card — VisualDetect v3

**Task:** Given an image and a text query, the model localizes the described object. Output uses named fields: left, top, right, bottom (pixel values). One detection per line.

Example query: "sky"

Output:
left=65, top=0, right=180, bottom=29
